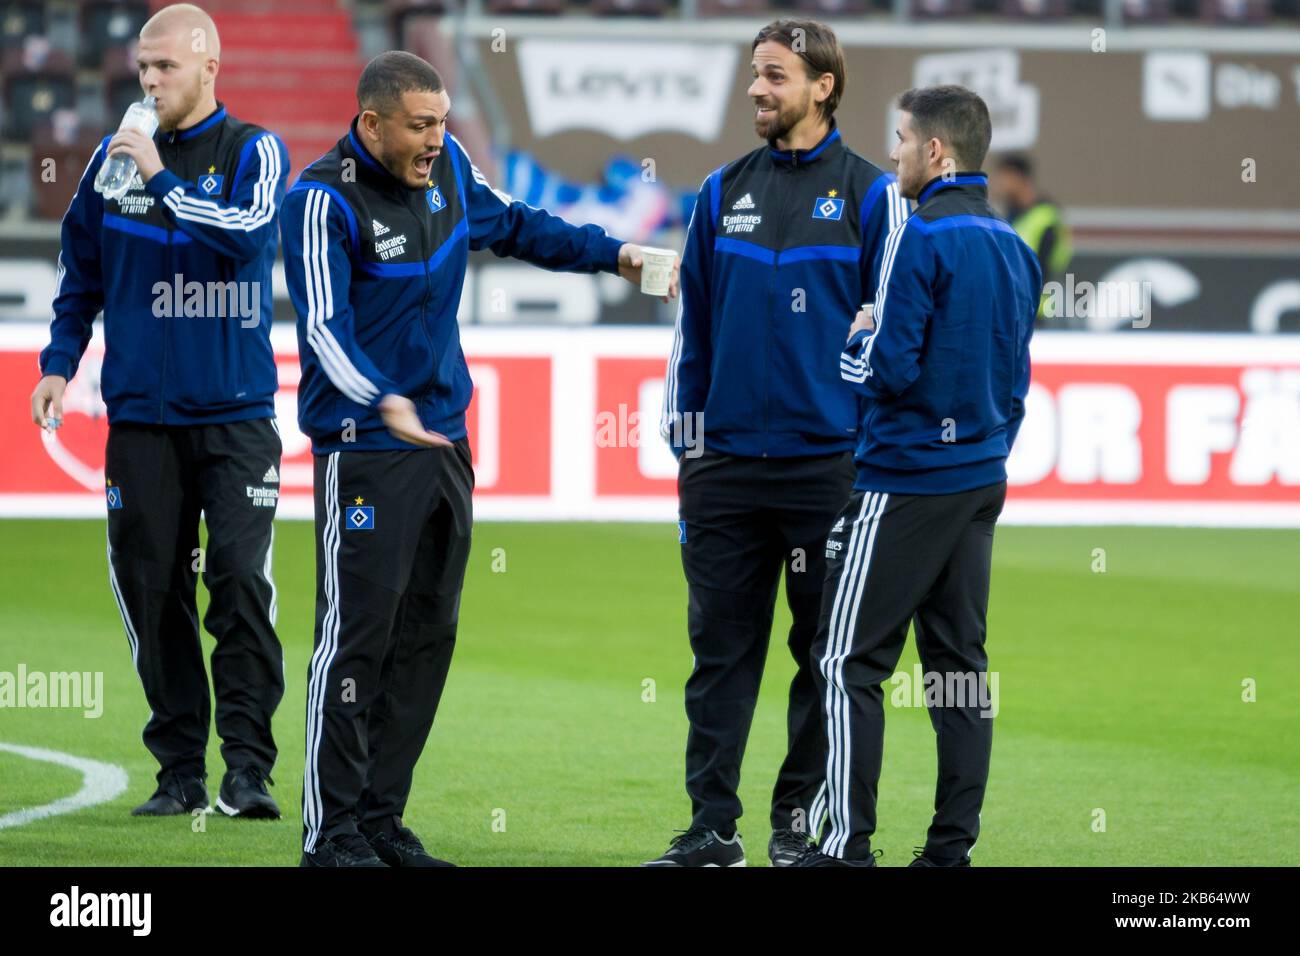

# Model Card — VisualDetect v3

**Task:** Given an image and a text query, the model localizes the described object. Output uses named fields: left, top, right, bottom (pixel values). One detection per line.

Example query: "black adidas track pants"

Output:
left=104, top=419, right=284, bottom=784
left=302, top=440, right=473, bottom=852
left=677, top=448, right=855, bottom=835
left=811, top=481, right=1006, bottom=863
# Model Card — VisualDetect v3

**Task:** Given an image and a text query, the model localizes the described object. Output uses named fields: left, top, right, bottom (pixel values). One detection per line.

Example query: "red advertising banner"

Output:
left=2, top=326, right=1297, bottom=526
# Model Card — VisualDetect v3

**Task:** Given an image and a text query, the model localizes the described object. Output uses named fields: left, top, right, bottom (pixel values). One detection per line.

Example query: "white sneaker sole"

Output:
left=216, top=796, right=280, bottom=819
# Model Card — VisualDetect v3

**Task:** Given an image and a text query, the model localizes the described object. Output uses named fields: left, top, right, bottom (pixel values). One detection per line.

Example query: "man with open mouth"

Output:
left=282, top=50, right=675, bottom=867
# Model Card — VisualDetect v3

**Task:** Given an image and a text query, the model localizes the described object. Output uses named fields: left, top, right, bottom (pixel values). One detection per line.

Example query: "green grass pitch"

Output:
left=0, top=518, right=1296, bottom=866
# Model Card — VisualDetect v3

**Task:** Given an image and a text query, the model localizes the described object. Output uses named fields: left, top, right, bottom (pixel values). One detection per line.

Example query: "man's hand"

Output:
left=31, top=375, right=67, bottom=432
left=379, top=394, right=453, bottom=448
left=106, top=127, right=164, bottom=182
left=617, top=243, right=679, bottom=303
left=849, top=305, right=876, bottom=341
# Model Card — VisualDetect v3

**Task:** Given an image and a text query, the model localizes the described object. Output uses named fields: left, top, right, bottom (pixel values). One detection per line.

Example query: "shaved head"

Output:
left=136, top=3, right=221, bottom=131
left=141, top=3, right=221, bottom=59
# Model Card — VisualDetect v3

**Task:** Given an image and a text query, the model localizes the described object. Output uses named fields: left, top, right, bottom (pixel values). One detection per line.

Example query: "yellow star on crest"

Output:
left=208, top=165, right=216, bottom=174
left=827, top=189, right=838, bottom=198
left=354, top=496, right=364, bottom=506
left=427, top=180, right=434, bottom=188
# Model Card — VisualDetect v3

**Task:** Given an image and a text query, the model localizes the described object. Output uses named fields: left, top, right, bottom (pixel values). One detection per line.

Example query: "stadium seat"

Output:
left=78, top=1, right=149, bottom=71
left=1, top=2, right=45, bottom=51
left=698, top=0, right=778, bottom=13
left=590, top=0, right=670, bottom=15
left=99, top=36, right=136, bottom=76
left=485, top=0, right=566, bottom=13
left=911, top=0, right=975, bottom=17
left=1201, top=0, right=1271, bottom=21
left=204, top=0, right=361, bottom=10
left=1000, top=0, right=1071, bottom=16
left=106, top=70, right=145, bottom=130
left=29, top=120, right=104, bottom=221
left=1121, top=0, right=1173, bottom=19
left=1, top=44, right=76, bottom=142
left=791, top=0, right=880, bottom=16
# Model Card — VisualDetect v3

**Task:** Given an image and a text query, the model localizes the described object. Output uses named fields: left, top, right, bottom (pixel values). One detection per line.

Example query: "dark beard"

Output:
left=756, top=99, right=808, bottom=145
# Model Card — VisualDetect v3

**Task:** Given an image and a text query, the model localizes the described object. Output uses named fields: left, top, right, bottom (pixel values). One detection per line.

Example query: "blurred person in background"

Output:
left=991, top=154, right=1073, bottom=327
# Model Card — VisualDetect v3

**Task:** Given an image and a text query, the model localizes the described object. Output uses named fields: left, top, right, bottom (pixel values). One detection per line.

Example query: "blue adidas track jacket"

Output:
left=840, top=173, right=1043, bottom=495
left=281, top=120, right=624, bottom=454
left=660, top=122, right=908, bottom=459
left=40, top=105, right=288, bottom=424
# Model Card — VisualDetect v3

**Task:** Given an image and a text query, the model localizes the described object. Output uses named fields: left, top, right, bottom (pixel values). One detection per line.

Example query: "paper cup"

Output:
left=639, top=246, right=677, bottom=296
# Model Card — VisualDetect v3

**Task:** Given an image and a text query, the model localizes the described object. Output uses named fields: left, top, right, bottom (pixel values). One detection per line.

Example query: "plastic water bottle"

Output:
left=94, top=95, right=159, bottom=202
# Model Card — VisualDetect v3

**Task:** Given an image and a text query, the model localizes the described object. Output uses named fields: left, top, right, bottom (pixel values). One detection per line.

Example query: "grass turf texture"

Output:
left=0, top=519, right=1296, bottom=866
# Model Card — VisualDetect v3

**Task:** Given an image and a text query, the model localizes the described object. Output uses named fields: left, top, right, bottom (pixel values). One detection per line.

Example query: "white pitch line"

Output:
left=0, top=743, right=128, bottom=830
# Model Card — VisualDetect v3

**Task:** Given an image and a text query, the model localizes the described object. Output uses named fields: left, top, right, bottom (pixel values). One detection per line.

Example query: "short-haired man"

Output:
left=798, top=85, right=1041, bottom=866
left=31, top=3, right=289, bottom=820
left=648, top=19, right=907, bottom=867
left=282, top=51, right=672, bottom=867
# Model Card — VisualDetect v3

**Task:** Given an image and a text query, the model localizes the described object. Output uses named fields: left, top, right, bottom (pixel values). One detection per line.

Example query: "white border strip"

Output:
left=448, top=18, right=1300, bottom=55
left=4, top=495, right=1300, bottom=527
left=8, top=324, right=1300, bottom=364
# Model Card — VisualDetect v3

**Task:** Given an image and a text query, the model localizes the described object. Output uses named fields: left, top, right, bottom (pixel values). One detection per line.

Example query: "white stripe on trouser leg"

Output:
left=829, top=493, right=888, bottom=859
left=808, top=782, right=826, bottom=841
left=826, top=494, right=884, bottom=858
left=303, top=452, right=339, bottom=851
left=106, top=525, right=158, bottom=740
left=827, top=493, right=889, bottom=858
left=303, top=452, right=341, bottom=853
left=263, top=524, right=277, bottom=628
left=104, top=528, right=141, bottom=667
left=305, top=452, right=341, bottom=851
left=818, top=493, right=875, bottom=856
left=821, top=493, right=889, bottom=859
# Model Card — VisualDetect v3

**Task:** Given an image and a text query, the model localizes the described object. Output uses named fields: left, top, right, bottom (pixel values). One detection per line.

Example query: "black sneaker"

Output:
left=908, top=846, right=971, bottom=867
left=216, top=766, right=281, bottom=820
left=363, top=823, right=455, bottom=868
left=793, top=847, right=883, bottom=867
left=768, top=827, right=816, bottom=867
left=131, top=772, right=210, bottom=816
left=300, top=832, right=388, bottom=868
left=642, top=826, right=745, bottom=867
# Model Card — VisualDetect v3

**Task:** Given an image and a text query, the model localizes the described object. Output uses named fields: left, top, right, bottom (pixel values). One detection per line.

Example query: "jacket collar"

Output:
left=767, top=120, right=841, bottom=167
left=917, top=171, right=988, bottom=205
left=344, top=116, right=408, bottom=189
left=163, top=103, right=226, bottom=144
